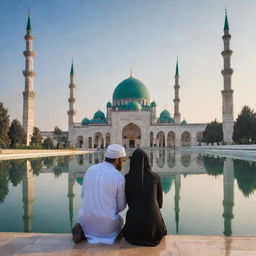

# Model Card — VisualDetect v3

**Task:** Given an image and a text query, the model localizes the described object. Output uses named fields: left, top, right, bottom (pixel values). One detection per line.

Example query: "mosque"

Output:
left=22, top=12, right=234, bottom=148
left=68, top=65, right=206, bottom=148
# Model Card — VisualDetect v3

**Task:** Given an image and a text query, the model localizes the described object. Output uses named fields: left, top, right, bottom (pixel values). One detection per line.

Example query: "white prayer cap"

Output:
left=105, top=144, right=126, bottom=159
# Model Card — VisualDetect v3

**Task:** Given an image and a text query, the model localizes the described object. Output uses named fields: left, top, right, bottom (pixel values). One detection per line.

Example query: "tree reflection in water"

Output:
left=0, top=161, right=10, bottom=203
left=203, top=155, right=224, bottom=176
left=234, top=160, right=256, bottom=197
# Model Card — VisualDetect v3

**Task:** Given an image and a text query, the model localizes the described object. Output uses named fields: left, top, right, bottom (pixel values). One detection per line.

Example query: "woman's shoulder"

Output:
left=146, top=170, right=160, bottom=183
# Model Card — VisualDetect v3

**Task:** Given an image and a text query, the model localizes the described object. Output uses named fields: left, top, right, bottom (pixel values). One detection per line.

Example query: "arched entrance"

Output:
left=196, top=131, right=203, bottom=146
left=150, top=131, right=154, bottom=148
left=156, top=131, right=165, bottom=147
left=94, top=132, right=104, bottom=149
left=105, top=133, right=110, bottom=148
left=122, top=123, right=141, bottom=148
left=77, top=136, right=83, bottom=148
left=181, top=131, right=191, bottom=146
left=88, top=137, right=92, bottom=149
left=167, top=131, right=175, bottom=147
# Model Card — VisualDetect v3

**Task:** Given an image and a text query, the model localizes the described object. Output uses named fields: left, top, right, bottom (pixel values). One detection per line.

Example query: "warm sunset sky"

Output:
left=1, top=0, right=256, bottom=130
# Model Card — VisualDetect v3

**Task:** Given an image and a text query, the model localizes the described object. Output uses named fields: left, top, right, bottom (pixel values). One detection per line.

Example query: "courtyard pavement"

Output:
left=0, top=232, right=256, bottom=256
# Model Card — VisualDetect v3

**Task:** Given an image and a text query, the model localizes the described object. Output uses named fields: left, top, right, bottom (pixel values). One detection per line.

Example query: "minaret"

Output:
left=67, top=62, right=76, bottom=140
left=173, top=59, right=181, bottom=124
left=22, top=14, right=36, bottom=146
left=221, top=10, right=234, bottom=144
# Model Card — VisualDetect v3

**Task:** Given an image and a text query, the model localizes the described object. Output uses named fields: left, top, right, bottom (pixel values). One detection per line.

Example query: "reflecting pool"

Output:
left=0, top=149, right=256, bottom=236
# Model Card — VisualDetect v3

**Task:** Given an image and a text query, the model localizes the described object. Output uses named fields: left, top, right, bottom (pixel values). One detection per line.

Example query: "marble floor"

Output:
left=0, top=233, right=256, bottom=256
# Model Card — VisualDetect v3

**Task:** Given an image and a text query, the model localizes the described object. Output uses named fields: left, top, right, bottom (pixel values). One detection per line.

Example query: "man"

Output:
left=72, top=144, right=127, bottom=244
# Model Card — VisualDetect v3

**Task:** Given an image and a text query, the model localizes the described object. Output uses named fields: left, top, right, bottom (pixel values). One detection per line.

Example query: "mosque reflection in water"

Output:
left=0, top=149, right=256, bottom=236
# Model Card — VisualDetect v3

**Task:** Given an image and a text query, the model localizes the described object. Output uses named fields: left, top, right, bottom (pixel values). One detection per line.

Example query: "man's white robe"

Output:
left=79, top=161, right=126, bottom=244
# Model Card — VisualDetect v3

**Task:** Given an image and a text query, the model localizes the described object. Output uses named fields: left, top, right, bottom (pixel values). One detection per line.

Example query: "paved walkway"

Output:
left=1, top=233, right=256, bottom=256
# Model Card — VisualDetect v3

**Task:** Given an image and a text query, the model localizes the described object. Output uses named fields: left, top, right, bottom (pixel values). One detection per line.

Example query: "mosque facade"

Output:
left=22, top=12, right=234, bottom=147
left=68, top=66, right=207, bottom=148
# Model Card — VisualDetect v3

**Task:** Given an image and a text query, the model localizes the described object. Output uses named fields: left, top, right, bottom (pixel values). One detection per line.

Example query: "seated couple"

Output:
left=72, top=144, right=167, bottom=246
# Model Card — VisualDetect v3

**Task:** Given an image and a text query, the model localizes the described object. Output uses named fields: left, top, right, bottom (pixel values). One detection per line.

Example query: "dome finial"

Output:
left=130, top=68, right=133, bottom=78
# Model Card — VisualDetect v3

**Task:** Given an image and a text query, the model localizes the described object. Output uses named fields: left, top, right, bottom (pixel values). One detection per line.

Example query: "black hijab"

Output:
left=128, top=149, right=155, bottom=191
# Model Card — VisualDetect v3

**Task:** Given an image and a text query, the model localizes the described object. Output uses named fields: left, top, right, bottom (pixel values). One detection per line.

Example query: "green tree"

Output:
left=8, top=119, right=26, bottom=148
left=233, top=106, right=256, bottom=144
left=0, top=102, right=10, bottom=147
left=54, top=126, right=62, bottom=135
left=43, top=136, right=54, bottom=149
left=203, top=119, right=223, bottom=145
left=56, top=135, right=68, bottom=149
left=30, top=127, right=43, bottom=146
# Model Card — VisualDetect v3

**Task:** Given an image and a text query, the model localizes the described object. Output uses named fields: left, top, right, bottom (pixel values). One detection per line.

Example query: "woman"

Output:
left=123, top=149, right=167, bottom=246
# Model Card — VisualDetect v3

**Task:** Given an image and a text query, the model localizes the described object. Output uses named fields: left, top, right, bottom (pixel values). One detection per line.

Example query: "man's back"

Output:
left=79, top=161, right=126, bottom=244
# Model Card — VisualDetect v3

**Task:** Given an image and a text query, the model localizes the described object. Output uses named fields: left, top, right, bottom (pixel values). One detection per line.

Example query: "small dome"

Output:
left=106, top=101, right=112, bottom=107
left=113, top=77, right=150, bottom=101
left=158, top=109, right=175, bottom=123
left=160, top=109, right=171, bottom=119
left=82, top=117, right=90, bottom=125
left=181, top=119, right=187, bottom=125
left=126, top=101, right=142, bottom=110
left=150, top=101, right=157, bottom=107
left=93, top=110, right=105, bottom=119
left=91, top=110, right=106, bottom=124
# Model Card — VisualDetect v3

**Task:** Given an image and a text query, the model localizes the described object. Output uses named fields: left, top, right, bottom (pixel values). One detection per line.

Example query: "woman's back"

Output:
left=123, top=149, right=166, bottom=246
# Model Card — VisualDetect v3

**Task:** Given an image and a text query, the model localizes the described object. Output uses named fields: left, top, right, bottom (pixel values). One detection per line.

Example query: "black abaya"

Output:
left=123, top=149, right=167, bottom=246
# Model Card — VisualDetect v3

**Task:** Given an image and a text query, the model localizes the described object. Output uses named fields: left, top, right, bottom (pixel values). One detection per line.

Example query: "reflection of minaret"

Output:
left=223, top=158, right=234, bottom=236
left=174, top=174, right=181, bottom=234
left=224, top=238, right=232, bottom=256
left=22, top=160, right=34, bottom=232
left=68, top=172, right=75, bottom=228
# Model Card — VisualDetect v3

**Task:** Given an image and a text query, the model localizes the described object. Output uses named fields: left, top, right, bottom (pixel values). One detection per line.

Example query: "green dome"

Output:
left=113, top=77, right=150, bottom=101
left=106, top=101, right=112, bottom=107
left=150, top=101, right=157, bottom=107
left=93, top=110, right=105, bottom=119
left=91, top=110, right=106, bottom=124
left=82, top=117, right=90, bottom=124
left=160, top=109, right=171, bottom=118
left=158, top=109, right=175, bottom=123
left=126, top=101, right=142, bottom=110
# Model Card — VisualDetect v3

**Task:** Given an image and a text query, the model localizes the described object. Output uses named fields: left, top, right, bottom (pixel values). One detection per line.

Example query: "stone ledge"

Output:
left=0, top=150, right=90, bottom=161
left=0, top=233, right=256, bottom=256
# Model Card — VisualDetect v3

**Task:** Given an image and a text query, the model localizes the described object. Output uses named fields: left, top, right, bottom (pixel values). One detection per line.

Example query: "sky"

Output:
left=1, top=0, right=256, bottom=131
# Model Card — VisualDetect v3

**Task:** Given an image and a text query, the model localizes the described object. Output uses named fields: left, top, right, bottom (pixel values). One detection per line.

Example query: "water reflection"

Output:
left=0, top=150, right=256, bottom=235
left=234, top=160, right=256, bottom=197
left=204, top=156, right=224, bottom=176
